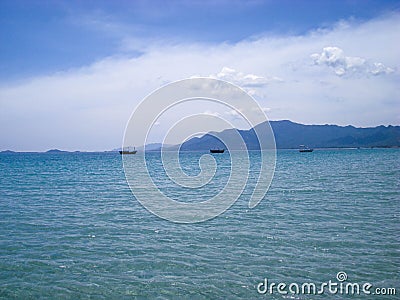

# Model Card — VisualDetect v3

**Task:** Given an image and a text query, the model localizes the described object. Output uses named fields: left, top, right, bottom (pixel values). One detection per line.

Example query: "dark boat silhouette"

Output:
left=299, top=145, right=313, bottom=152
left=210, top=149, right=225, bottom=153
left=119, top=147, right=137, bottom=154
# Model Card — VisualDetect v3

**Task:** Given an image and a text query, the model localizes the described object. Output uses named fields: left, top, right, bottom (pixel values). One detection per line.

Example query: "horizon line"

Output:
left=1, top=119, right=399, bottom=153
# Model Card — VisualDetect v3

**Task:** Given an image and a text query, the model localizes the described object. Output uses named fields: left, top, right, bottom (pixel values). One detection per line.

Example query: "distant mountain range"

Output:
left=1, top=121, right=399, bottom=153
left=177, top=120, right=400, bottom=150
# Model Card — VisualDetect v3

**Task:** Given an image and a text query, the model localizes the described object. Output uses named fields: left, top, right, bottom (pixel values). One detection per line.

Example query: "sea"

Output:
left=0, top=149, right=399, bottom=299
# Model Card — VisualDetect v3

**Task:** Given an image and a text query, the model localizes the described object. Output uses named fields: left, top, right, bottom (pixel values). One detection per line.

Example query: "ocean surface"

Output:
left=0, top=149, right=399, bottom=299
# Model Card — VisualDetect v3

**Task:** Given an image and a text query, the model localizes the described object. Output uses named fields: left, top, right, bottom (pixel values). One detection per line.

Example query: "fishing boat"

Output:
left=210, top=149, right=225, bottom=153
left=119, top=147, right=137, bottom=154
left=299, top=145, right=313, bottom=152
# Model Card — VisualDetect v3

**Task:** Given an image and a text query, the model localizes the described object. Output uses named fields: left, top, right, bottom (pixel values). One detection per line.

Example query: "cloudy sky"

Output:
left=0, top=0, right=399, bottom=151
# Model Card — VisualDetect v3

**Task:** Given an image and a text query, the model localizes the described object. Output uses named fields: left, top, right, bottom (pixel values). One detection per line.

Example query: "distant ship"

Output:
left=299, top=145, right=313, bottom=152
left=119, top=147, right=137, bottom=154
left=210, top=149, right=225, bottom=153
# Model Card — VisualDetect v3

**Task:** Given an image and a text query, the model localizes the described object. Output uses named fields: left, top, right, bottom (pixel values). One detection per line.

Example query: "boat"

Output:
left=299, top=145, right=313, bottom=152
left=299, top=148, right=313, bottom=152
left=210, top=149, right=225, bottom=153
left=119, top=147, right=137, bottom=154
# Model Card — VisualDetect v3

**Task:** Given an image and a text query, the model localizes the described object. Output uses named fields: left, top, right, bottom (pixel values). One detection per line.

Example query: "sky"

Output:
left=0, top=0, right=399, bottom=151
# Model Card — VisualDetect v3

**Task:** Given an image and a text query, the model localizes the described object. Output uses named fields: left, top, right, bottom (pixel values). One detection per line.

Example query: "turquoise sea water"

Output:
left=0, top=149, right=399, bottom=299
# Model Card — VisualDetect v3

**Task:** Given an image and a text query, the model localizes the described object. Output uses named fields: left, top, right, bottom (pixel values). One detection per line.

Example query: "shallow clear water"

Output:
left=0, top=149, right=399, bottom=299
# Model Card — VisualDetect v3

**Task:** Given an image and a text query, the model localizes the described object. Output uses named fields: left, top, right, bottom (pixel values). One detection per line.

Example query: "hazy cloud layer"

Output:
left=0, top=14, right=399, bottom=151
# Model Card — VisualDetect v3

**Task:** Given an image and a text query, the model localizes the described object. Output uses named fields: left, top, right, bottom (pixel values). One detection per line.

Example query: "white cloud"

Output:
left=208, top=67, right=281, bottom=100
left=203, top=110, right=221, bottom=117
left=311, top=46, right=395, bottom=76
left=261, top=107, right=271, bottom=113
left=210, top=67, right=282, bottom=87
left=1, top=13, right=399, bottom=151
left=370, top=62, right=395, bottom=75
left=226, top=109, right=240, bottom=117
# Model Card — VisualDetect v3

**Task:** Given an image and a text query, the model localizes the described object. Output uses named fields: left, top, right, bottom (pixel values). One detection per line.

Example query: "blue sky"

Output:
left=1, top=0, right=399, bottom=79
left=0, top=1, right=399, bottom=151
